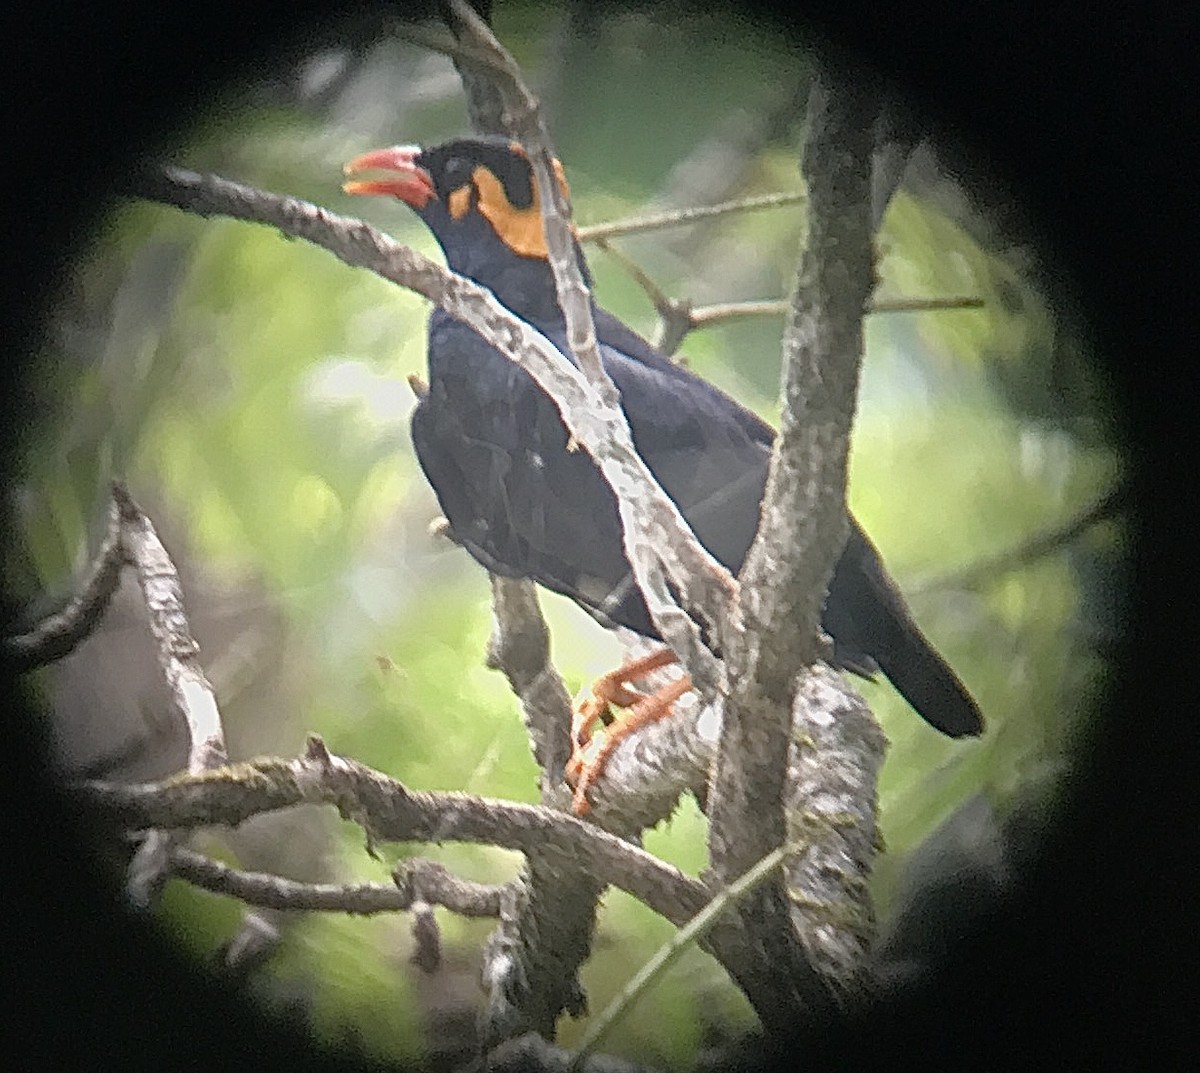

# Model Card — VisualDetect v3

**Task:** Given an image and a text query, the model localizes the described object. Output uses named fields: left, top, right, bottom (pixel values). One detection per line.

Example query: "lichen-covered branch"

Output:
left=83, top=737, right=713, bottom=928
left=784, top=667, right=885, bottom=1000
left=702, top=70, right=882, bottom=1027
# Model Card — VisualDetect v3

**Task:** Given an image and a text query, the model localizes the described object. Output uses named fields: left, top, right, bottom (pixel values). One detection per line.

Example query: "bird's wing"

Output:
left=582, top=327, right=772, bottom=573
left=417, top=311, right=654, bottom=632
left=590, top=306, right=777, bottom=446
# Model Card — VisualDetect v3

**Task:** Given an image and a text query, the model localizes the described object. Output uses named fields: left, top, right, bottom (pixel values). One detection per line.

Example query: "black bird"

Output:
left=344, top=137, right=983, bottom=809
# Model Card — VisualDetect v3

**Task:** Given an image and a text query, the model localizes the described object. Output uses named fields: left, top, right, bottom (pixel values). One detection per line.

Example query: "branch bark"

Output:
left=108, top=482, right=230, bottom=906
left=703, top=70, right=882, bottom=1026
left=482, top=575, right=605, bottom=1039
left=168, top=847, right=503, bottom=918
left=440, top=0, right=733, bottom=697
left=3, top=493, right=125, bottom=672
left=83, top=738, right=714, bottom=927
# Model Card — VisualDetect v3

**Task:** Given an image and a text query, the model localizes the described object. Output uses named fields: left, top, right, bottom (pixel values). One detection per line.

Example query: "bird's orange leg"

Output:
left=567, top=648, right=691, bottom=815
left=569, top=648, right=680, bottom=761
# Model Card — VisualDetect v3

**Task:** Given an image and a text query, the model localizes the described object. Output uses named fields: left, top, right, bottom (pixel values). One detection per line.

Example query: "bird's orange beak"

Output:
left=342, top=145, right=436, bottom=208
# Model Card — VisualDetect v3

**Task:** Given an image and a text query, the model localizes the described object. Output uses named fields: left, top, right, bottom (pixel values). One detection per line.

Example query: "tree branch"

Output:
left=83, top=734, right=847, bottom=1031
left=441, top=0, right=731, bottom=701
left=703, top=70, right=882, bottom=1028
left=108, top=481, right=230, bottom=906
left=167, top=846, right=503, bottom=918
left=3, top=493, right=125, bottom=672
left=909, top=481, right=1130, bottom=595
left=113, top=482, right=227, bottom=776
left=483, top=574, right=606, bottom=1039
left=83, top=737, right=713, bottom=927
left=576, top=190, right=808, bottom=243
left=485, top=577, right=575, bottom=803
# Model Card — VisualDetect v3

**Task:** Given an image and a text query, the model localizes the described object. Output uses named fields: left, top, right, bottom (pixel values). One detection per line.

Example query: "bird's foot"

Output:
left=566, top=648, right=690, bottom=815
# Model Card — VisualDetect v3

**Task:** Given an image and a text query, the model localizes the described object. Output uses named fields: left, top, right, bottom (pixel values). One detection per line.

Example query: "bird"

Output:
left=343, top=135, right=983, bottom=812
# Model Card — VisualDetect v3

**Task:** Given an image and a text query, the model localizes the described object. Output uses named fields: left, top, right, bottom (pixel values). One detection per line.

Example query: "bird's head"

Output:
left=343, top=136, right=590, bottom=324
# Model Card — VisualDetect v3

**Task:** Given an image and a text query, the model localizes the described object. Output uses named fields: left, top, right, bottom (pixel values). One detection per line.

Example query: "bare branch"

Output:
left=909, top=481, right=1130, bottom=595
left=486, top=577, right=574, bottom=800
left=576, top=190, right=808, bottom=243
left=3, top=493, right=125, bottom=672
left=442, top=0, right=731, bottom=699
left=86, top=736, right=849, bottom=1029
left=587, top=236, right=695, bottom=357
left=219, top=911, right=281, bottom=975
left=870, top=295, right=985, bottom=314
left=110, top=481, right=229, bottom=907
left=688, top=294, right=984, bottom=327
left=112, top=482, right=227, bottom=775
left=483, top=578, right=604, bottom=1040
left=442, top=8, right=507, bottom=136
left=167, top=845, right=504, bottom=917
left=82, top=736, right=714, bottom=929
left=700, top=70, right=882, bottom=1029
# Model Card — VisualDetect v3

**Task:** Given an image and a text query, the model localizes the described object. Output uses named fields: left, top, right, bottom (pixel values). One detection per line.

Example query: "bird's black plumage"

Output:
left=346, top=136, right=983, bottom=738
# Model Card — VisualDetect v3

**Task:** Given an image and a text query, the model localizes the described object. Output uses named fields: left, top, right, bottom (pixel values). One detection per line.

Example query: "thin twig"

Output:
left=690, top=294, right=984, bottom=327
left=589, top=236, right=695, bottom=357
left=3, top=494, right=125, bottom=672
left=870, top=295, right=985, bottom=314
left=569, top=843, right=793, bottom=1070
left=167, top=846, right=504, bottom=916
left=576, top=191, right=808, bottom=242
left=908, top=481, right=1130, bottom=595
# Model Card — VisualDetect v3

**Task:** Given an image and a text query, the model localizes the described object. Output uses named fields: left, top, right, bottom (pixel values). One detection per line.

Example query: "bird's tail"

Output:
left=827, top=524, right=984, bottom=738
left=873, top=617, right=984, bottom=738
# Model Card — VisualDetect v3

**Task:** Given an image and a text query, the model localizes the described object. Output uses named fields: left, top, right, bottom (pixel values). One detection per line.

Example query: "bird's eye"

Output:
left=443, top=156, right=470, bottom=183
